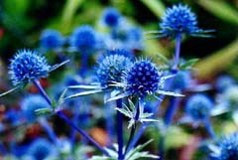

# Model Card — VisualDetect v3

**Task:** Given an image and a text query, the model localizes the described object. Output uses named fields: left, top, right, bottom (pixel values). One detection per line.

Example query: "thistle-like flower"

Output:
left=70, top=25, right=97, bottom=54
left=96, top=49, right=133, bottom=87
left=185, top=94, right=213, bottom=121
left=64, top=49, right=133, bottom=101
left=9, top=50, right=51, bottom=86
left=124, top=59, right=182, bottom=99
left=21, top=95, right=51, bottom=122
left=159, top=4, right=204, bottom=38
left=210, top=133, right=238, bottom=160
left=40, top=29, right=64, bottom=50
left=28, top=138, right=53, bottom=160
left=215, top=75, right=235, bottom=93
left=0, top=49, right=69, bottom=98
left=102, top=8, right=121, bottom=28
left=169, top=71, right=191, bottom=91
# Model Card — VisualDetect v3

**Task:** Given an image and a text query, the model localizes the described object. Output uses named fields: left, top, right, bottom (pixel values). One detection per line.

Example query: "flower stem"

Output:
left=33, top=79, right=110, bottom=156
left=39, top=118, right=58, bottom=145
left=116, top=99, right=124, bottom=160
left=32, top=80, right=52, bottom=106
left=56, top=110, right=110, bottom=156
left=172, top=34, right=182, bottom=72
left=164, top=97, right=180, bottom=126
left=124, top=124, right=137, bottom=156
left=204, top=118, right=216, bottom=139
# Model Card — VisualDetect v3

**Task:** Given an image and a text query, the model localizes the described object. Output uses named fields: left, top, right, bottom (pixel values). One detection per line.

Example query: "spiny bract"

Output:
left=40, top=29, right=64, bottom=50
left=186, top=94, right=213, bottom=120
left=125, top=59, right=161, bottom=98
left=96, top=49, right=133, bottom=87
left=160, top=4, right=199, bottom=37
left=9, top=50, right=50, bottom=86
left=70, top=25, right=97, bottom=54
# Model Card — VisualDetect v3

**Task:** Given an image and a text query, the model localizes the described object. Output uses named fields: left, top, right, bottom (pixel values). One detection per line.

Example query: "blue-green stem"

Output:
left=116, top=99, right=124, bottom=160
left=164, top=97, right=180, bottom=126
left=172, top=34, right=182, bottom=72
left=32, top=79, right=110, bottom=156
left=204, top=118, right=216, bottom=139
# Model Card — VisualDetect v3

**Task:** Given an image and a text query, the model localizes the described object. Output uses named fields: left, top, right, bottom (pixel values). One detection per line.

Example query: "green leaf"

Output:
left=197, top=0, right=238, bottom=26
left=179, top=58, right=199, bottom=70
left=35, top=108, right=53, bottom=116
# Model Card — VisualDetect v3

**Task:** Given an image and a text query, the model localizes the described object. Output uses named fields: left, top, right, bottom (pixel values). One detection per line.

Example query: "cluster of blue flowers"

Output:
left=0, top=3, right=237, bottom=160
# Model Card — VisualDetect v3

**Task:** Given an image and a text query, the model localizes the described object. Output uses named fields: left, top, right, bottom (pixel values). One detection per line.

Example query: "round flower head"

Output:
left=125, top=59, right=161, bottom=98
left=102, top=8, right=121, bottom=27
left=186, top=94, right=213, bottom=120
left=223, top=86, right=238, bottom=110
left=170, top=71, right=190, bottom=91
left=28, top=138, right=53, bottom=160
left=160, top=4, right=199, bottom=37
left=21, top=95, right=50, bottom=122
left=215, top=133, right=238, bottom=160
left=70, top=25, right=97, bottom=54
left=9, top=50, right=50, bottom=86
left=215, top=75, right=235, bottom=93
left=40, top=29, right=64, bottom=50
left=96, top=49, right=133, bottom=87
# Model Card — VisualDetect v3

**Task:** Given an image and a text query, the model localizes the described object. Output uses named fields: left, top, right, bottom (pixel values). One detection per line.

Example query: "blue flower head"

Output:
left=186, top=94, right=213, bottom=120
left=28, top=138, right=53, bottom=160
left=70, top=25, right=97, bottom=54
left=9, top=50, right=50, bottom=86
left=125, top=59, right=162, bottom=98
left=21, top=95, right=50, bottom=122
left=40, top=29, right=64, bottom=50
left=215, top=75, right=235, bottom=93
left=96, top=49, right=133, bottom=87
left=160, top=4, right=199, bottom=37
left=170, top=71, right=191, bottom=91
left=215, top=133, right=238, bottom=160
left=102, top=8, right=121, bottom=27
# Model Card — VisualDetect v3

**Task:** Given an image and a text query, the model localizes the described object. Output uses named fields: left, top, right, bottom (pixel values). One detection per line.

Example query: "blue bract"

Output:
left=102, top=8, right=121, bottom=27
left=40, top=29, right=64, bottom=50
left=28, top=138, right=53, bottom=160
left=21, top=95, right=50, bottom=122
left=125, top=59, right=161, bottom=98
left=186, top=94, right=213, bottom=120
left=96, top=49, right=133, bottom=87
left=70, top=25, right=97, bottom=54
left=159, top=4, right=199, bottom=37
left=9, top=50, right=50, bottom=86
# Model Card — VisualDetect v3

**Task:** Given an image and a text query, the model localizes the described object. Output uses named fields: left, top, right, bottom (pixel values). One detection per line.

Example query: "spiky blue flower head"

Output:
left=125, top=59, right=162, bottom=98
left=102, top=7, right=121, bottom=27
left=40, top=29, right=64, bottom=50
left=215, top=133, right=238, bottom=160
left=28, top=138, right=53, bottom=160
left=186, top=94, right=213, bottom=120
left=160, top=4, right=199, bottom=37
left=215, top=75, right=235, bottom=93
left=170, top=71, right=191, bottom=91
left=21, top=95, right=50, bottom=122
left=96, top=49, right=133, bottom=87
left=70, top=25, right=97, bottom=54
left=9, top=50, right=50, bottom=86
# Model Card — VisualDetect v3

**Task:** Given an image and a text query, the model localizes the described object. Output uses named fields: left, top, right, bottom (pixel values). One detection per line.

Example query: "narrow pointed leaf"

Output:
left=156, top=90, right=184, bottom=97
left=0, top=86, right=19, bottom=98
left=50, top=59, right=70, bottom=72
left=65, top=90, right=103, bottom=99
left=105, top=93, right=129, bottom=102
